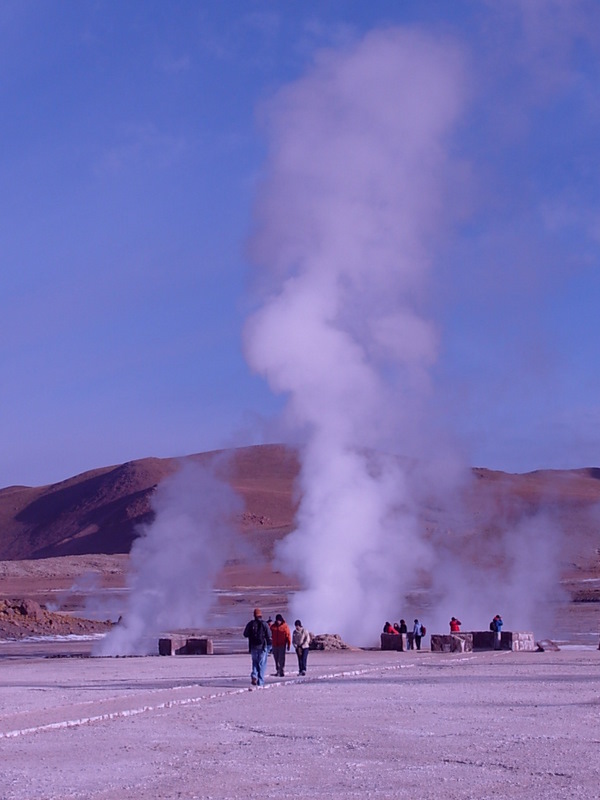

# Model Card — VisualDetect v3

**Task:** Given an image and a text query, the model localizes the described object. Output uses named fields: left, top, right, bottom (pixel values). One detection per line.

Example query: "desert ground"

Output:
left=0, top=645, right=599, bottom=800
left=0, top=558, right=599, bottom=800
left=1, top=446, right=599, bottom=798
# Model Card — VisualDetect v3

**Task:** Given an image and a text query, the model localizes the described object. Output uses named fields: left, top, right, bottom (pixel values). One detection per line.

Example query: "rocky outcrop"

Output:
left=0, top=445, right=299, bottom=560
left=0, top=598, right=112, bottom=640
left=309, top=633, right=351, bottom=650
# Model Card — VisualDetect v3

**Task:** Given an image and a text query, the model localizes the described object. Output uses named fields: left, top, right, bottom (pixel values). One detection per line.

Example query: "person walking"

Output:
left=449, top=617, right=461, bottom=632
left=293, top=619, right=311, bottom=675
left=243, top=608, right=272, bottom=687
left=269, top=613, right=292, bottom=677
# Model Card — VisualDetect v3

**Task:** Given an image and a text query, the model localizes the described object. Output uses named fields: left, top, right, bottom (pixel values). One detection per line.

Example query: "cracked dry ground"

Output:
left=1, top=649, right=599, bottom=800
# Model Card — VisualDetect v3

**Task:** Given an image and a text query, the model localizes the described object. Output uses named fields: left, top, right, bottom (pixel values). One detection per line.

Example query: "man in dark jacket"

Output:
left=243, top=608, right=272, bottom=687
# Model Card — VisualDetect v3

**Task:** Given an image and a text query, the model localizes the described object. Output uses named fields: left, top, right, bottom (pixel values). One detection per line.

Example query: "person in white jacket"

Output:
left=292, top=619, right=310, bottom=675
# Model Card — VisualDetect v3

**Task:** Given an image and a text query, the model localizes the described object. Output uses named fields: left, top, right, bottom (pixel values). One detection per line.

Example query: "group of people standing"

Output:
left=382, top=618, right=426, bottom=650
left=243, top=608, right=311, bottom=687
left=385, top=613, right=505, bottom=646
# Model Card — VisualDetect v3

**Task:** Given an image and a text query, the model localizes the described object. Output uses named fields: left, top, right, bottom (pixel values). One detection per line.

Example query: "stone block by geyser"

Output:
left=158, top=637, right=186, bottom=656
left=184, top=637, right=214, bottom=655
left=158, top=636, right=214, bottom=655
left=472, top=631, right=535, bottom=651
left=472, top=631, right=496, bottom=650
left=502, top=631, right=535, bottom=651
left=380, top=632, right=408, bottom=651
left=430, top=633, right=473, bottom=653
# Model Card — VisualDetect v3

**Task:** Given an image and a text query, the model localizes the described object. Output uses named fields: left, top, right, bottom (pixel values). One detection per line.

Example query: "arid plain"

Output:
left=1, top=445, right=599, bottom=798
left=0, top=646, right=599, bottom=800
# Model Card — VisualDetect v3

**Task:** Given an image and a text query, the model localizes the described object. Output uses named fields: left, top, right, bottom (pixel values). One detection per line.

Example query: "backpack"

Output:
left=489, top=620, right=496, bottom=632
left=420, top=625, right=426, bottom=636
left=251, top=619, right=268, bottom=647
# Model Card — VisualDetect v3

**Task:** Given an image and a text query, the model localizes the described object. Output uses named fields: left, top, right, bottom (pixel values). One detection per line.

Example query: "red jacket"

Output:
left=270, top=621, right=292, bottom=648
left=449, top=619, right=461, bottom=632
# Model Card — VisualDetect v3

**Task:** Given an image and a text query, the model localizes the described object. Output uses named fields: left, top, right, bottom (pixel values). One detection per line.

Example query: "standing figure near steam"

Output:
left=490, top=614, right=503, bottom=649
left=269, top=613, right=292, bottom=677
left=243, top=608, right=272, bottom=687
left=412, top=618, right=423, bottom=650
left=449, top=617, right=461, bottom=632
left=293, top=619, right=311, bottom=675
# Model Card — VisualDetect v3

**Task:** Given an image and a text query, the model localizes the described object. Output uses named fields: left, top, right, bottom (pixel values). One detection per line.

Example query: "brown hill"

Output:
left=0, top=445, right=598, bottom=582
left=0, top=445, right=299, bottom=561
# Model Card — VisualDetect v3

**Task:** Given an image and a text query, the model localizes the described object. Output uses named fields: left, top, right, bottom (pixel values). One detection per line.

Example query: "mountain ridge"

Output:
left=0, top=445, right=598, bottom=577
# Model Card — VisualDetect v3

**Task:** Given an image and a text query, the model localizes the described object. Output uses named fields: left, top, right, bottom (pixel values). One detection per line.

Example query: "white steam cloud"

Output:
left=95, top=461, right=242, bottom=655
left=426, top=504, right=568, bottom=638
left=244, top=23, right=575, bottom=645
left=244, top=28, right=468, bottom=644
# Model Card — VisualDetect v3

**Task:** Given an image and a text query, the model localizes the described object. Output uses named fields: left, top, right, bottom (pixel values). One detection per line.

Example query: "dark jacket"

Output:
left=243, top=617, right=272, bottom=650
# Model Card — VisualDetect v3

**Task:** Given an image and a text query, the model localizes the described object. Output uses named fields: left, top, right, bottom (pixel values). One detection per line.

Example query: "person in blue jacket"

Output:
left=412, top=618, right=423, bottom=650
left=491, top=614, right=503, bottom=649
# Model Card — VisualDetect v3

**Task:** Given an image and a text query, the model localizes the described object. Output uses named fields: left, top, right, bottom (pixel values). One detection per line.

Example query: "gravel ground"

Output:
left=0, top=646, right=599, bottom=799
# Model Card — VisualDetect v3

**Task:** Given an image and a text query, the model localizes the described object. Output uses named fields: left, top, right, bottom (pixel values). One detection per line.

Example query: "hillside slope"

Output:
left=0, top=446, right=598, bottom=580
left=0, top=445, right=298, bottom=560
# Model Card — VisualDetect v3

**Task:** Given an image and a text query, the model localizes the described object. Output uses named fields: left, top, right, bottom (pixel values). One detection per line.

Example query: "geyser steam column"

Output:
left=244, top=29, right=467, bottom=644
left=96, top=461, right=243, bottom=656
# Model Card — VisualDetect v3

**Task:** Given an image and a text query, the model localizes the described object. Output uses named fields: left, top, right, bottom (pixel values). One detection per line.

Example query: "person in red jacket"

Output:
left=269, top=614, right=292, bottom=677
left=449, top=617, right=461, bottom=632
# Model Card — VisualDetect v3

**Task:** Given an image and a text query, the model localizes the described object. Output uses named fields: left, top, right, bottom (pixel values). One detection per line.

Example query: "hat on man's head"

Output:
left=253, top=608, right=262, bottom=618
left=275, top=614, right=284, bottom=623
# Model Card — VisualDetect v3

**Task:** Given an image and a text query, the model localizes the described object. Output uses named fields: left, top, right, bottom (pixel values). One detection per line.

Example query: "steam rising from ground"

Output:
left=245, top=29, right=468, bottom=644
left=98, top=22, right=579, bottom=652
left=95, top=461, right=242, bottom=655
left=245, top=26, right=569, bottom=644
left=427, top=506, right=568, bottom=638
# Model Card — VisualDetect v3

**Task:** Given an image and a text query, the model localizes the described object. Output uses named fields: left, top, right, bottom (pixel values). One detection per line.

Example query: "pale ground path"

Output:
left=0, top=652, right=411, bottom=738
left=0, top=648, right=599, bottom=799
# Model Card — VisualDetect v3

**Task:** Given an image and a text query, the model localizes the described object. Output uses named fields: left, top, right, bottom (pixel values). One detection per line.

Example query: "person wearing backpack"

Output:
left=243, top=608, right=272, bottom=687
left=412, top=618, right=425, bottom=650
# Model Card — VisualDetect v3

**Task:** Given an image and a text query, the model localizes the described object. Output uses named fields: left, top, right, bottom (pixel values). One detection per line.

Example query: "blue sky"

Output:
left=1, top=0, right=600, bottom=487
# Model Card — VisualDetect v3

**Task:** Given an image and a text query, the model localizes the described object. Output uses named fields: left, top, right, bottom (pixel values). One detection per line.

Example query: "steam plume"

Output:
left=245, top=28, right=467, bottom=643
left=95, top=461, right=242, bottom=655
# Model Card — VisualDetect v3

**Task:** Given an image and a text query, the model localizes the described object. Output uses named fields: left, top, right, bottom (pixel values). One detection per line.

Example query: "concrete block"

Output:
left=503, top=631, right=535, bottom=652
left=380, top=633, right=407, bottom=651
left=184, top=638, right=214, bottom=655
left=471, top=630, right=535, bottom=651
left=158, top=636, right=187, bottom=656
left=472, top=631, right=497, bottom=650
left=158, top=635, right=214, bottom=655
left=431, top=633, right=473, bottom=653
